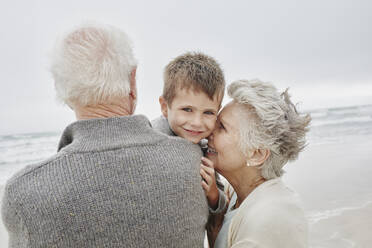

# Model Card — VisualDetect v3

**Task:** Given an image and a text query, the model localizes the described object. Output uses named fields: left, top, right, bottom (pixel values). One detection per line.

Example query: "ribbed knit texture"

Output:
left=1, top=115, right=208, bottom=247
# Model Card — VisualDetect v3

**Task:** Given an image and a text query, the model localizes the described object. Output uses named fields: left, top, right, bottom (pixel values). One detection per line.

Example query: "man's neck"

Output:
left=73, top=98, right=134, bottom=120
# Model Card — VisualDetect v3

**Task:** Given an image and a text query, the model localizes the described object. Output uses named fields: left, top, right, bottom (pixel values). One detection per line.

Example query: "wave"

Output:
left=311, top=116, right=372, bottom=127
left=307, top=200, right=372, bottom=224
left=306, top=104, right=372, bottom=130
left=0, top=134, right=59, bottom=177
left=0, top=132, right=59, bottom=142
left=309, top=111, right=328, bottom=118
left=308, top=104, right=372, bottom=116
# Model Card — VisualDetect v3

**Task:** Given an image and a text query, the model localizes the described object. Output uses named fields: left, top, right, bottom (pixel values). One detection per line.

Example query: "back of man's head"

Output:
left=51, top=22, right=137, bottom=108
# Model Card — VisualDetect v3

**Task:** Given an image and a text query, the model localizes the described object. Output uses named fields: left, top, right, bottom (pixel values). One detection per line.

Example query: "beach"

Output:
left=283, top=136, right=372, bottom=248
left=0, top=105, right=371, bottom=247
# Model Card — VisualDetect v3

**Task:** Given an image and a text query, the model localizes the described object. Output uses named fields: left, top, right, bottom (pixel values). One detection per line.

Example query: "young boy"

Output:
left=152, top=52, right=226, bottom=213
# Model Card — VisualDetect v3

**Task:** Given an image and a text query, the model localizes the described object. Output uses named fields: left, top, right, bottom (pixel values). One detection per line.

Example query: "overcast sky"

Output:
left=1, top=0, right=371, bottom=135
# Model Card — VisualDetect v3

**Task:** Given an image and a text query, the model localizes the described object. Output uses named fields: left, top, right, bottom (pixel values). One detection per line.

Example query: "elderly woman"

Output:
left=202, top=79, right=311, bottom=247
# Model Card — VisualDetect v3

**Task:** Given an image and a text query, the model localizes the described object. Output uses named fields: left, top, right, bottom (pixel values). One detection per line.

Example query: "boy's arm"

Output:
left=210, top=172, right=227, bottom=213
left=209, top=187, right=228, bottom=214
left=200, top=157, right=228, bottom=213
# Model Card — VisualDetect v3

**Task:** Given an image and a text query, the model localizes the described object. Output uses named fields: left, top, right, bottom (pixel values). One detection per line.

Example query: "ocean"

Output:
left=307, top=104, right=372, bottom=145
left=1, top=104, right=372, bottom=247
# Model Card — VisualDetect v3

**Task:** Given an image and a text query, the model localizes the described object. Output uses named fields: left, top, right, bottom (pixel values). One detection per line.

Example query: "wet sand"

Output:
left=310, top=202, right=372, bottom=248
left=284, top=136, right=372, bottom=247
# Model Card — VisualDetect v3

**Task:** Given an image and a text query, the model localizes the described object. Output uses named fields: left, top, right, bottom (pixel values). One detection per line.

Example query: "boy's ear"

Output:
left=159, top=96, right=168, bottom=118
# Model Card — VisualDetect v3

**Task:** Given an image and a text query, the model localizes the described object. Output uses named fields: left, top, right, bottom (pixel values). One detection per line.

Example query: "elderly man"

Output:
left=1, top=23, right=208, bottom=247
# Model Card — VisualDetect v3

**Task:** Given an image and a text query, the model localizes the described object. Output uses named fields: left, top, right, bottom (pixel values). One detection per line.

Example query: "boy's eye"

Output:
left=182, top=108, right=192, bottom=112
left=204, top=111, right=216, bottom=115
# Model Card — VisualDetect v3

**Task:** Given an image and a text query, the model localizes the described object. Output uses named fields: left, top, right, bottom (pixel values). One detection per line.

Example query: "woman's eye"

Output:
left=182, top=108, right=192, bottom=112
left=218, top=122, right=225, bottom=130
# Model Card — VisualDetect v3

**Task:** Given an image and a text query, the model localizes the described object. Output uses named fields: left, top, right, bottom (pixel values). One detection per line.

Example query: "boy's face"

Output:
left=160, top=88, right=222, bottom=144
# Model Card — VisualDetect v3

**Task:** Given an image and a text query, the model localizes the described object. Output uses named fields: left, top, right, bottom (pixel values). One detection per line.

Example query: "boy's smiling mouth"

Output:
left=183, top=128, right=204, bottom=136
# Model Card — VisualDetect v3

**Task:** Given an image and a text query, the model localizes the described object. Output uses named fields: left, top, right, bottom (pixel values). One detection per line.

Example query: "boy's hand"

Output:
left=200, top=157, right=219, bottom=210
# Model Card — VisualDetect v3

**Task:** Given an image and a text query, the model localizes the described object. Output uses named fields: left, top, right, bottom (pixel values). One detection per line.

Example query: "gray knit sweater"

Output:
left=1, top=115, right=208, bottom=247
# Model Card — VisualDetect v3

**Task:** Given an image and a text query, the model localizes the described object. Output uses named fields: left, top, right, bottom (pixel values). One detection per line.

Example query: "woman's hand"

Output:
left=200, top=157, right=219, bottom=210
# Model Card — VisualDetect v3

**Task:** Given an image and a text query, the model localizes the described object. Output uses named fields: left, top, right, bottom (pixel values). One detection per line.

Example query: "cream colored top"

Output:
left=219, top=178, right=308, bottom=248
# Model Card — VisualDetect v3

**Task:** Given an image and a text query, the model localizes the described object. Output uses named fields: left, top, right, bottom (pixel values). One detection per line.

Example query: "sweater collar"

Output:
left=57, top=115, right=154, bottom=153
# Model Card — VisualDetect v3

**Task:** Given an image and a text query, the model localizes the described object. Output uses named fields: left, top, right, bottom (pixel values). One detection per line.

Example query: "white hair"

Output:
left=50, top=22, right=137, bottom=107
left=228, top=79, right=311, bottom=179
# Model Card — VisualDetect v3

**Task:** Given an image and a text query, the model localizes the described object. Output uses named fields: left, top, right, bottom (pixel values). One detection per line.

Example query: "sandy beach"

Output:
left=0, top=136, right=371, bottom=247
left=310, top=202, right=372, bottom=248
left=283, top=135, right=372, bottom=247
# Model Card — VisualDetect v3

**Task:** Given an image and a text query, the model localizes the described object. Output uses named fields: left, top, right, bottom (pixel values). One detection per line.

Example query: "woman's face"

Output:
left=207, top=101, right=248, bottom=174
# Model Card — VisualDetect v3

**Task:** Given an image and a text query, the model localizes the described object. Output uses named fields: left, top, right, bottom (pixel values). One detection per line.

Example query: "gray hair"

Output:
left=50, top=22, right=137, bottom=107
left=228, top=79, right=311, bottom=179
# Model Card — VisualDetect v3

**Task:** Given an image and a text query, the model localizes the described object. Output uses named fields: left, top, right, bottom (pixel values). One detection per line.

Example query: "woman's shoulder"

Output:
left=235, top=178, right=307, bottom=228
left=249, top=179, right=304, bottom=213
left=229, top=179, right=308, bottom=247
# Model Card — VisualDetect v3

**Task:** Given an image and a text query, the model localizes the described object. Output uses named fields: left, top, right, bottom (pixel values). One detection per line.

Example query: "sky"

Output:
left=1, top=0, right=371, bottom=135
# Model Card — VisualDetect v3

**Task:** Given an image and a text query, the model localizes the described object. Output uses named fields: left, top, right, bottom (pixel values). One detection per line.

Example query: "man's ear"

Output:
left=67, top=103, right=74, bottom=110
left=159, top=96, right=168, bottom=118
left=129, top=67, right=137, bottom=100
left=129, top=67, right=137, bottom=113
left=249, top=149, right=271, bottom=166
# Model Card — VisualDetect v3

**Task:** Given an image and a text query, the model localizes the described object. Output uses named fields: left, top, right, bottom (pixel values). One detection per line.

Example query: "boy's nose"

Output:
left=190, top=115, right=203, bottom=128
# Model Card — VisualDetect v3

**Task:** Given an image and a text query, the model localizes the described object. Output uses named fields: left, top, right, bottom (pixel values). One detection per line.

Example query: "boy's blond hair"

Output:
left=163, top=52, right=225, bottom=105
